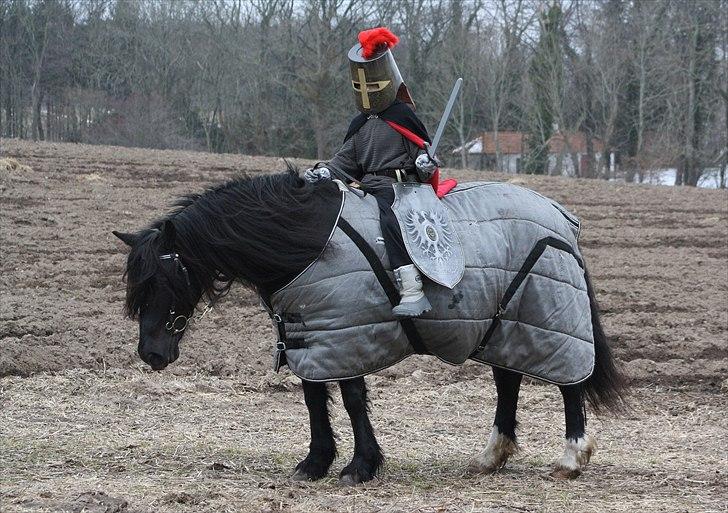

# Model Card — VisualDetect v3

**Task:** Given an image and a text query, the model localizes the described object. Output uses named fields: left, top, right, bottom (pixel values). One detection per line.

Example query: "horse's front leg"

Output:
left=551, top=384, right=596, bottom=478
left=292, top=380, right=337, bottom=481
left=338, top=377, right=384, bottom=485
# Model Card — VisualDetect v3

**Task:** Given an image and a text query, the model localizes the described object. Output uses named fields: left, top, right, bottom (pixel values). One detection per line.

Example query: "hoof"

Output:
left=291, top=469, right=315, bottom=481
left=550, top=466, right=582, bottom=479
left=338, top=470, right=377, bottom=486
left=551, top=435, right=596, bottom=479
left=339, top=461, right=378, bottom=486
left=466, top=456, right=506, bottom=475
left=338, top=473, right=360, bottom=487
left=466, top=429, right=518, bottom=475
left=292, top=453, right=335, bottom=481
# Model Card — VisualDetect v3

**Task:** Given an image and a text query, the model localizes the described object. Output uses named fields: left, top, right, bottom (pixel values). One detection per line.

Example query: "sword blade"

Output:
left=429, top=78, right=462, bottom=156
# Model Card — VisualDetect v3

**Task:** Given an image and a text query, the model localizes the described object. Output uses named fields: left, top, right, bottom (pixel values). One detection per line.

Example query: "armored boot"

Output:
left=392, top=264, right=432, bottom=318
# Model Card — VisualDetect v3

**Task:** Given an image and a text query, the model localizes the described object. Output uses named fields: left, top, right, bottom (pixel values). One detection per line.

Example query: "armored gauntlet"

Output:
left=415, top=153, right=439, bottom=181
left=303, top=167, right=332, bottom=183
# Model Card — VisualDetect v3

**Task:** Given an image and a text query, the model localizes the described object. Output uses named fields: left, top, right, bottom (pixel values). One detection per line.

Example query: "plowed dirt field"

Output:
left=1, top=139, right=727, bottom=512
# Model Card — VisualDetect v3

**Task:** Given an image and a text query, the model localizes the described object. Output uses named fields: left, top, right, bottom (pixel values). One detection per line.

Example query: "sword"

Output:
left=424, top=77, right=462, bottom=159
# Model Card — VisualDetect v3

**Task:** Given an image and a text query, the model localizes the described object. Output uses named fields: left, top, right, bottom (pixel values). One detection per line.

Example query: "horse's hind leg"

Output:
left=338, top=377, right=384, bottom=485
left=467, top=367, right=522, bottom=474
left=292, top=380, right=337, bottom=481
left=551, top=384, right=597, bottom=479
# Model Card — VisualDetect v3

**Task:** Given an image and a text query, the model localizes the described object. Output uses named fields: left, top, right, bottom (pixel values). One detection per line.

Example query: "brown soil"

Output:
left=1, top=139, right=727, bottom=512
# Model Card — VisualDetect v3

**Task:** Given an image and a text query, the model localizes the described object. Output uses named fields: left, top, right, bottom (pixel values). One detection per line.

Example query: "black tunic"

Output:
left=324, top=102, right=431, bottom=269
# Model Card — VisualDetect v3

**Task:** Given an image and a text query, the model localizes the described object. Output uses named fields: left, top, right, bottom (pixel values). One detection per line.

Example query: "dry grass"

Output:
left=0, top=157, right=32, bottom=173
left=1, top=139, right=726, bottom=512
left=2, top=368, right=726, bottom=513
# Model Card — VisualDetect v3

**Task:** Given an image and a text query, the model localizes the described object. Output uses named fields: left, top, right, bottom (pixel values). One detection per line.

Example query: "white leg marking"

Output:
left=467, top=426, right=518, bottom=474
left=551, top=434, right=597, bottom=478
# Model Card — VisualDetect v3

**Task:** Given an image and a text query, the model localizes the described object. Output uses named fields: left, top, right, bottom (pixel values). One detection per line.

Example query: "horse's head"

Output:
left=113, top=220, right=201, bottom=371
left=112, top=170, right=342, bottom=370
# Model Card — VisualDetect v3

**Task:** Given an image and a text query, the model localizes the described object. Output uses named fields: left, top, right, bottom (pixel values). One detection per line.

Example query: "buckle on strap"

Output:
left=495, top=304, right=506, bottom=319
left=272, top=313, right=286, bottom=342
left=395, top=169, right=404, bottom=182
left=272, top=313, right=287, bottom=372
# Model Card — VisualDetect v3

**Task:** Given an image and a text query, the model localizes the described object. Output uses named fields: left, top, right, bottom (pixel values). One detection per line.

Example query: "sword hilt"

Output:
left=423, top=141, right=434, bottom=161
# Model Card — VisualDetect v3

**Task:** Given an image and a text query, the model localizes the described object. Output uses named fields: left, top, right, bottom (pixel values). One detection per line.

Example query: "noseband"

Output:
left=160, top=253, right=192, bottom=335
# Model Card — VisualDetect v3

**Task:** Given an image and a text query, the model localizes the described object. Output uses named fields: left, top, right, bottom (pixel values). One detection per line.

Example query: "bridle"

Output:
left=165, top=309, right=190, bottom=335
left=159, top=252, right=201, bottom=335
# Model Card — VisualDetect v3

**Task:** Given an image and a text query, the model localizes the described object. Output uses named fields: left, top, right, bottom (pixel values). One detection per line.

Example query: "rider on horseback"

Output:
left=304, top=28, right=438, bottom=319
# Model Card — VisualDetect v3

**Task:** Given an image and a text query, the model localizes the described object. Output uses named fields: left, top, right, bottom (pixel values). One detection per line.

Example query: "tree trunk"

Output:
left=3, top=102, right=11, bottom=138
left=570, top=151, right=580, bottom=177
left=585, top=136, right=595, bottom=178
left=675, top=157, right=684, bottom=186
left=633, top=47, right=648, bottom=186
left=34, top=90, right=45, bottom=141
left=554, top=151, right=563, bottom=176
left=29, top=16, right=50, bottom=142
left=46, top=96, right=52, bottom=141
left=313, top=104, right=326, bottom=160
left=457, top=104, right=467, bottom=169
left=723, top=92, right=728, bottom=189
left=492, top=111, right=501, bottom=172
left=683, top=24, right=699, bottom=187
left=30, top=84, right=41, bottom=141
left=723, top=90, right=728, bottom=189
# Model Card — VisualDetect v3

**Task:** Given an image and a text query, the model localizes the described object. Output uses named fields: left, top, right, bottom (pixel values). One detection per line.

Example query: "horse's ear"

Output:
left=113, top=231, right=138, bottom=247
left=161, top=220, right=176, bottom=249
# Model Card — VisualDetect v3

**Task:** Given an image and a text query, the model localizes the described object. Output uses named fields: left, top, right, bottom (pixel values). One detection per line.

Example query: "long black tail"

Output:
left=582, top=264, right=628, bottom=414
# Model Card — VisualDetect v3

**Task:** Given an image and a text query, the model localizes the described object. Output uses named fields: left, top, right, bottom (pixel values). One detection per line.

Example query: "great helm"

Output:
left=348, top=28, right=413, bottom=114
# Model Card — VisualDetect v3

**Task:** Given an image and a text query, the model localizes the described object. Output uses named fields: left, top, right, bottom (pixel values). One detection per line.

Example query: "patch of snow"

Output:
left=697, top=169, right=725, bottom=189
left=633, top=168, right=724, bottom=189
left=638, top=168, right=678, bottom=186
left=453, top=137, right=482, bottom=154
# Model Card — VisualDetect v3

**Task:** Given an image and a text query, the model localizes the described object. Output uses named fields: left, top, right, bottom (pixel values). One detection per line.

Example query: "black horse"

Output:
left=113, top=169, right=625, bottom=484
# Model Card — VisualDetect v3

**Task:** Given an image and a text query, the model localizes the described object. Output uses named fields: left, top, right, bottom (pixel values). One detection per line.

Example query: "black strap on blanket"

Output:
left=471, top=236, right=584, bottom=357
left=270, top=312, right=307, bottom=372
left=337, top=217, right=429, bottom=355
left=272, top=313, right=288, bottom=371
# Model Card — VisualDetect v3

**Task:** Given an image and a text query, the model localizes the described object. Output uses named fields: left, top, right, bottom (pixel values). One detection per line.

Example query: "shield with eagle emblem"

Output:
left=391, top=182, right=464, bottom=289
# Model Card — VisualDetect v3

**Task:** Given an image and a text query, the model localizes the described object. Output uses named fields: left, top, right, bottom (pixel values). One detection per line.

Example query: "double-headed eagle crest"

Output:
left=403, top=209, right=455, bottom=263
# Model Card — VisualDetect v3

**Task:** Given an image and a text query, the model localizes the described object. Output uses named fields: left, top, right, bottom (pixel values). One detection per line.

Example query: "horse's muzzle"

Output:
left=138, top=334, right=180, bottom=371
left=146, top=352, right=168, bottom=371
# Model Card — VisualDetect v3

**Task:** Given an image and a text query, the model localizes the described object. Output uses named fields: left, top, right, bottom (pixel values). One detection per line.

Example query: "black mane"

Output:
left=122, top=167, right=341, bottom=318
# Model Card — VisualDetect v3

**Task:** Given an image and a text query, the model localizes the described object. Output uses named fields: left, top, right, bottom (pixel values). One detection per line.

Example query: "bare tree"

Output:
left=718, top=0, right=728, bottom=188
left=671, top=0, right=720, bottom=186
left=0, top=0, right=723, bottom=187
left=485, top=0, right=536, bottom=172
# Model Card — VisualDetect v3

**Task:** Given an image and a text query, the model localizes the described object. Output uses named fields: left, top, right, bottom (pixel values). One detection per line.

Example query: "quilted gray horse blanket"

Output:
left=268, top=181, right=595, bottom=385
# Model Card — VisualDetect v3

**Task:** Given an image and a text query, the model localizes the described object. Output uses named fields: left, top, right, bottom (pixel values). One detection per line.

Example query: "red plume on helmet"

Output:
left=358, top=28, right=399, bottom=59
